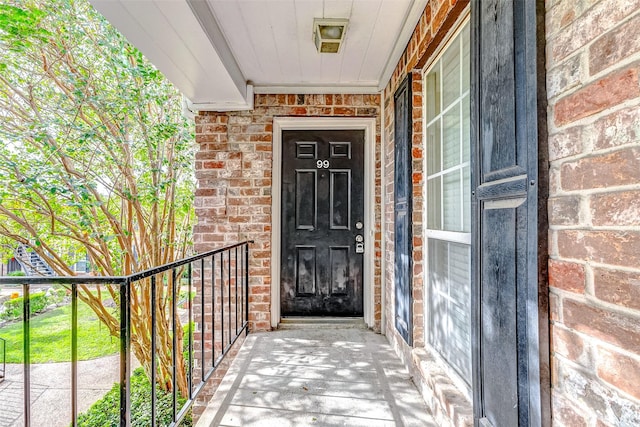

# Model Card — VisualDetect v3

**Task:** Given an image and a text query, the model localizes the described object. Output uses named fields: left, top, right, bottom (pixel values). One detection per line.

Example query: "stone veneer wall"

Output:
left=381, top=1, right=473, bottom=426
left=191, top=93, right=381, bottom=416
left=545, top=0, right=640, bottom=425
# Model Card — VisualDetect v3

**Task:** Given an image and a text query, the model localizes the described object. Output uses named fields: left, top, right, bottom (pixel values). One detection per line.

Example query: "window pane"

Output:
left=463, top=166, right=471, bottom=232
left=427, top=120, right=441, bottom=175
left=462, top=94, right=470, bottom=162
left=443, top=170, right=461, bottom=231
left=443, top=104, right=461, bottom=170
left=428, top=239, right=449, bottom=351
left=462, top=24, right=470, bottom=93
left=426, top=62, right=441, bottom=122
left=428, top=239, right=471, bottom=382
left=442, top=38, right=460, bottom=109
left=429, top=238, right=449, bottom=295
left=427, top=176, right=442, bottom=230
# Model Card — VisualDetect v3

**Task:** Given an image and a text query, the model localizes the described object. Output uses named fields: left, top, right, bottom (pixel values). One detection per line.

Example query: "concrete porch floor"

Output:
left=197, top=322, right=437, bottom=427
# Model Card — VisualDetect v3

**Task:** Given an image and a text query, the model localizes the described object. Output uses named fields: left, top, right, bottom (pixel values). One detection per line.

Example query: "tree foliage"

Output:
left=0, top=0, right=195, bottom=395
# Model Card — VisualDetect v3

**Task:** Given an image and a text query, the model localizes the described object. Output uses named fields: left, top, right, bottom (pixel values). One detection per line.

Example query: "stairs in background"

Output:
left=14, top=245, right=55, bottom=276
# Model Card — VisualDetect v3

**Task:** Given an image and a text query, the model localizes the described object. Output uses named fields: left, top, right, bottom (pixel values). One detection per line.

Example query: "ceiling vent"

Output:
left=313, top=18, right=348, bottom=53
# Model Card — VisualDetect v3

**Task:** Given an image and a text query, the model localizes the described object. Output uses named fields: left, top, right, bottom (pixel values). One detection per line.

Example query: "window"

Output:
left=424, top=21, right=471, bottom=383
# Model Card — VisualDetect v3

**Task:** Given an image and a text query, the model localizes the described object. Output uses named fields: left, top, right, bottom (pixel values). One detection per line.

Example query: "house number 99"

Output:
left=316, top=160, right=330, bottom=169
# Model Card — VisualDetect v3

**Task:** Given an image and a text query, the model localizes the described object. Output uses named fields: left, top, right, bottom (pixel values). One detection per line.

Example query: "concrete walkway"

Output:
left=197, top=325, right=437, bottom=427
left=0, top=354, right=120, bottom=427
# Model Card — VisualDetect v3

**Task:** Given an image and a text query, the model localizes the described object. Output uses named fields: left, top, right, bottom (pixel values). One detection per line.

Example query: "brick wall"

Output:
left=382, top=1, right=472, bottom=426
left=546, top=0, right=640, bottom=425
left=191, top=93, right=381, bottom=416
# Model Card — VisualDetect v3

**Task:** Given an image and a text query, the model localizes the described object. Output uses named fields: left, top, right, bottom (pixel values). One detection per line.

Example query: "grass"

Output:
left=0, top=301, right=119, bottom=363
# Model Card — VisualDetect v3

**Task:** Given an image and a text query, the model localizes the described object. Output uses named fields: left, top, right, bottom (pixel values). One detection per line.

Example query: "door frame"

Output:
left=271, top=117, right=377, bottom=328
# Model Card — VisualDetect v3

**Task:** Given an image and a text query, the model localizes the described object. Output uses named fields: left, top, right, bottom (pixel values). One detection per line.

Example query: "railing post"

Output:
left=150, top=275, right=157, bottom=427
left=22, top=284, right=31, bottom=427
left=119, top=279, right=131, bottom=427
left=245, top=243, right=249, bottom=332
left=211, top=255, right=216, bottom=366
left=220, top=252, right=224, bottom=354
left=201, top=258, right=206, bottom=383
left=187, top=262, right=193, bottom=399
left=171, top=268, right=178, bottom=422
left=228, top=250, right=231, bottom=346
left=71, top=284, right=78, bottom=427
left=235, top=247, right=238, bottom=336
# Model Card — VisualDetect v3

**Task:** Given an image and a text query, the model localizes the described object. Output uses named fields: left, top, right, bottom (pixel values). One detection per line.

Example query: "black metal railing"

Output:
left=0, top=240, right=252, bottom=426
left=0, top=336, right=5, bottom=383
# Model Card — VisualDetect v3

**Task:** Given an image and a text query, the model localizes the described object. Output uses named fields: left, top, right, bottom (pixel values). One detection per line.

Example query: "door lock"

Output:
left=355, top=234, right=364, bottom=253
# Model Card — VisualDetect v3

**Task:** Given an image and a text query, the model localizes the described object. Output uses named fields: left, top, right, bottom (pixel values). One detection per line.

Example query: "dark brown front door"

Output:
left=280, top=129, right=364, bottom=316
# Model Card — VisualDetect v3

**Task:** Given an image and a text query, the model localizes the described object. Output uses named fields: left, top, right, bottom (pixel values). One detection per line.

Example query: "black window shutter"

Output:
left=471, top=1, right=544, bottom=426
left=394, top=74, right=413, bottom=345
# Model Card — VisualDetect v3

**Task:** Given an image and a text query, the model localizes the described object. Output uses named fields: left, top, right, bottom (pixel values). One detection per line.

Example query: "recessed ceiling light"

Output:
left=313, top=18, right=348, bottom=54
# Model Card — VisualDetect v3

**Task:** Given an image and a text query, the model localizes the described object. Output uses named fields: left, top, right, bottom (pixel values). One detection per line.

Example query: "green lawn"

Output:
left=0, top=302, right=119, bottom=363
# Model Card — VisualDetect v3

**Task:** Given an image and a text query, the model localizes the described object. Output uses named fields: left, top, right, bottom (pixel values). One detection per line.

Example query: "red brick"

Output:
left=593, top=267, right=640, bottom=310
left=563, top=299, right=640, bottom=353
left=552, top=394, right=588, bottom=427
left=547, top=54, right=583, bottom=99
left=549, top=259, right=585, bottom=294
left=550, top=0, right=640, bottom=62
left=560, top=147, right=640, bottom=191
left=549, top=196, right=581, bottom=226
left=553, top=65, right=640, bottom=126
left=557, top=230, right=640, bottom=267
left=591, top=190, right=640, bottom=227
left=596, top=346, right=640, bottom=400
left=592, top=106, right=640, bottom=150
left=332, top=107, right=356, bottom=115
left=551, top=326, right=587, bottom=363
left=546, top=1, right=580, bottom=35
left=590, top=13, right=640, bottom=75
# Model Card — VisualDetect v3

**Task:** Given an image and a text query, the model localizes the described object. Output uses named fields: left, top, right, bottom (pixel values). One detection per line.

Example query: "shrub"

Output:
left=76, top=367, right=192, bottom=427
left=46, top=286, right=68, bottom=305
left=8, top=270, right=26, bottom=276
left=0, top=291, right=49, bottom=321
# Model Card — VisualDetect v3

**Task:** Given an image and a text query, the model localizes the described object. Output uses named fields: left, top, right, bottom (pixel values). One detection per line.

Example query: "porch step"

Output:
left=278, top=317, right=366, bottom=329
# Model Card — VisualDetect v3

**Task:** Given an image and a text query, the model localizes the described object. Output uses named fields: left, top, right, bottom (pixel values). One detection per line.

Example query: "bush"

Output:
left=76, top=367, right=192, bottom=427
left=8, top=270, right=26, bottom=276
left=0, top=291, right=49, bottom=321
left=46, top=286, right=68, bottom=305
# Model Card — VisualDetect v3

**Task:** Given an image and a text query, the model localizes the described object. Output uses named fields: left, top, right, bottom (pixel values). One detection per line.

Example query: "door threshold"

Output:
left=278, top=316, right=366, bottom=329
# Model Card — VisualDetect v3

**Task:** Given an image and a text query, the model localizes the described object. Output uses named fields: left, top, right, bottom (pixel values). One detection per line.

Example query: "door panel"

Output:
left=394, top=74, right=413, bottom=345
left=281, top=130, right=364, bottom=316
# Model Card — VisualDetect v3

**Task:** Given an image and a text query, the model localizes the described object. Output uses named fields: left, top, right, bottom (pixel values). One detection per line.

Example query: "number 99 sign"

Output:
left=316, top=160, right=330, bottom=169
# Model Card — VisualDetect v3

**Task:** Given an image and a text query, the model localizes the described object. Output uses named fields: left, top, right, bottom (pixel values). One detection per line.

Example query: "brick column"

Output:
left=546, top=0, right=640, bottom=424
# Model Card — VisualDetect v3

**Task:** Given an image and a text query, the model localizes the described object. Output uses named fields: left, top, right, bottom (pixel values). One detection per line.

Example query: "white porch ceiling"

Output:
left=90, top=0, right=427, bottom=111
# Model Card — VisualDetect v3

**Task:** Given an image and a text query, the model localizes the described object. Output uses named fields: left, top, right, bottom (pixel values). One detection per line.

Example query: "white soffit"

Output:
left=89, top=0, right=252, bottom=111
left=89, top=0, right=428, bottom=110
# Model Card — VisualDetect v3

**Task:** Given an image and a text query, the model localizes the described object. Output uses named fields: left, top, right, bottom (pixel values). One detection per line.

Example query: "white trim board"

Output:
left=271, top=117, right=377, bottom=329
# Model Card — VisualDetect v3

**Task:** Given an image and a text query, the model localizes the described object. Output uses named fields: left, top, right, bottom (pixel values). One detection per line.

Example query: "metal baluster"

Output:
left=187, top=262, right=193, bottom=399
left=200, top=258, right=205, bottom=382
left=228, top=249, right=231, bottom=346
left=171, top=269, right=177, bottom=422
left=211, top=255, right=216, bottom=366
left=119, top=279, right=131, bottom=427
left=71, top=284, right=78, bottom=426
left=23, top=284, right=30, bottom=427
left=220, top=252, right=224, bottom=356
left=235, top=247, right=238, bottom=336
left=245, top=243, right=250, bottom=331
left=151, top=276, right=157, bottom=427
